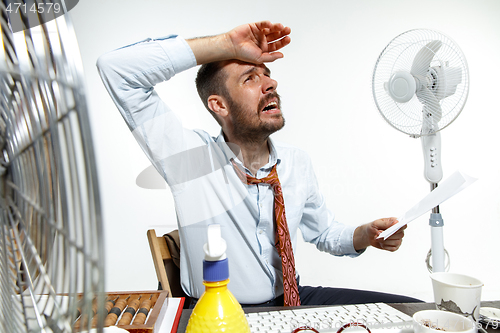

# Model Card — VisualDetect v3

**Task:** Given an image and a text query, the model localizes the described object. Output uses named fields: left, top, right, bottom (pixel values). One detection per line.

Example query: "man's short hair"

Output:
left=195, top=61, right=229, bottom=126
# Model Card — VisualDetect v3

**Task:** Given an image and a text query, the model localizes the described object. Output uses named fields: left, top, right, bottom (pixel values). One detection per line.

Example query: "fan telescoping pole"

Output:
left=429, top=184, right=445, bottom=272
left=422, top=131, right=447, bottom=273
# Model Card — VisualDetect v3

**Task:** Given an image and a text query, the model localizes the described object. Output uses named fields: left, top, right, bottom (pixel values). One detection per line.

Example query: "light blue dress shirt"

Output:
left=97, top=35, right=361, bottom=304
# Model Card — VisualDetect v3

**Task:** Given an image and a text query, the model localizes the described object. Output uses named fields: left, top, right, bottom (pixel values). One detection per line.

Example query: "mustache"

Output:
left=258, top=91, right=281, bottom=112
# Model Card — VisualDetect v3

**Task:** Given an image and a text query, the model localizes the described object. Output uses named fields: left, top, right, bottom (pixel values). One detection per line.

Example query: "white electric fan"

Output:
left=0, top=1, right=104, bottom=332
left=372, top=29, right=469, bottom=272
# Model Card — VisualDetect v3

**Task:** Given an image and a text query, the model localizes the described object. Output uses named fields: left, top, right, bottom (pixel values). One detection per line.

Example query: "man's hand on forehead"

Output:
left=187, top=21, right=291, bottom=66
left=228, top=21, right=292, bottom=64
left=254, top=21, right=292, bottom=50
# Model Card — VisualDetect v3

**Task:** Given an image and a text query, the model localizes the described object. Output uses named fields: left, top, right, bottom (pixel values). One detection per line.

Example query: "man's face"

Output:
left=222, top=61, right=285, bottom=143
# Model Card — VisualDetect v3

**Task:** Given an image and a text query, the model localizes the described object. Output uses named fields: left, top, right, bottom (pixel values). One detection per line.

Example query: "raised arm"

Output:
left=96, top=20, right=291, bottom=124
left=187, top=21, right=291, bottom=65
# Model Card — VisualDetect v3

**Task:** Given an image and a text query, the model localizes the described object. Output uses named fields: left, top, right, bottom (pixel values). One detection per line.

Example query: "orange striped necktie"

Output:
left=233, top=161, right=301, bottom=306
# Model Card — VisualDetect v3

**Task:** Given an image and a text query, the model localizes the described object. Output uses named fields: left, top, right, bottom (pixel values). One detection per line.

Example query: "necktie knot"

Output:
left=245, top=165, right=281, bottom=190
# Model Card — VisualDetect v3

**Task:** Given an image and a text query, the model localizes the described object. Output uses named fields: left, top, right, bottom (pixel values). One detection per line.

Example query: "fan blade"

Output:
left=418, top=86, right=442, bottom=133
left=410, top=40, right=443, bottom=78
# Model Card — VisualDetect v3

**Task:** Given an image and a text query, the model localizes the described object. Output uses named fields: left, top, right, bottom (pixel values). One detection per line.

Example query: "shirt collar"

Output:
left=215, top=130, right=281, bottom=171
left=267, top=137, right=281, bottom=168
left=214, top=130, right=238, bottom=162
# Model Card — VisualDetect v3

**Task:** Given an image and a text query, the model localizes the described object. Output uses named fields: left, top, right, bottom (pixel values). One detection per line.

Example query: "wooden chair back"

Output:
left=147, top=229, right=183, bottom=297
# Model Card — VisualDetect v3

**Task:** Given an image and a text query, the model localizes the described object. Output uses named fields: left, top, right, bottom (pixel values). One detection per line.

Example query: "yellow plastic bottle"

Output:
left=186, top=225, right=250, bottom=333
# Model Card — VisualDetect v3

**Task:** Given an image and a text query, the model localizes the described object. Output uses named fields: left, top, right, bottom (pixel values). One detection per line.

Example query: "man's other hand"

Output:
left=353, top=217, right=406, bottom=252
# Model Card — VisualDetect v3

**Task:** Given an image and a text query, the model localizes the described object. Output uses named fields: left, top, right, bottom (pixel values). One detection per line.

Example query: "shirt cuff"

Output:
left=342, top=224, right=365, bottom=257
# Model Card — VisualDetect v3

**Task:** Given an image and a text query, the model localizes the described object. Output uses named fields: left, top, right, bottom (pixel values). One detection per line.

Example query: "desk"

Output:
left=175, top=301, right=500, bottom=333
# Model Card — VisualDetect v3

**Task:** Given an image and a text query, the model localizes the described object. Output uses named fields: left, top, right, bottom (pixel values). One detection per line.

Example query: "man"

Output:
left=97, top=21, right=419, bottom=306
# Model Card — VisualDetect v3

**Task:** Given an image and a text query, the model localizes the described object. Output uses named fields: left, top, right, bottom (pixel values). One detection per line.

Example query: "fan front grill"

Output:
left=372, top=29, right=469, bottom=137
left=0, top=2, right=103, bottom=332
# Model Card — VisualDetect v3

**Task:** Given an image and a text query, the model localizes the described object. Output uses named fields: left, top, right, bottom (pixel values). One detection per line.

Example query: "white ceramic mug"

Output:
left=430, top=272, right=483, bottom=322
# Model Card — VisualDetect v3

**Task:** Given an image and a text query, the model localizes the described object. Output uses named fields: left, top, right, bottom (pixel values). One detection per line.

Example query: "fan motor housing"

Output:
left=385, top=71, right=416, bottom=103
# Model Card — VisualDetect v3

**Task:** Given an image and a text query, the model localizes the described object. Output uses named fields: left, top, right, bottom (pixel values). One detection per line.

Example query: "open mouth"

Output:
left=262, top=100, right=279, bottom=113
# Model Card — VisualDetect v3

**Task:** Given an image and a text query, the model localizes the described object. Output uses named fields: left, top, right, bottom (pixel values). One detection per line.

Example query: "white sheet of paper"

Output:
left=377, top=170, right=477, bottom=240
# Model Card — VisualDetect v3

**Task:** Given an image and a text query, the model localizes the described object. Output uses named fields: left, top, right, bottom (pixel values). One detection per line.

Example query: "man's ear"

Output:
left=208, top=95, right=229, bottom=118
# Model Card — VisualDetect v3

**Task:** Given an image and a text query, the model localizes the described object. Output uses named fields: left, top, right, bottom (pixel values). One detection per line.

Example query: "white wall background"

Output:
left=69, top=0, right=500, bottom=302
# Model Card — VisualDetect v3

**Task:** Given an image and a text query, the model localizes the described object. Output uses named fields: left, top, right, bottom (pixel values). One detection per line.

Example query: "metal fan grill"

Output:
left=0, top=2, right=104, bottom=333
left=372, top=29, right=469, bottom=138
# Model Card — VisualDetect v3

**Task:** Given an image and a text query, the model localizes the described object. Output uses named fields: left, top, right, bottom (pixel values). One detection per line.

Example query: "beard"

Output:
left=227, top=91, right=285, bottom=144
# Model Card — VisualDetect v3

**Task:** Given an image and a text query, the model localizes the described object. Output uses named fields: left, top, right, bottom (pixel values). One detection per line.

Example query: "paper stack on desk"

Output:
left=378, top=171, right=477, bottom=240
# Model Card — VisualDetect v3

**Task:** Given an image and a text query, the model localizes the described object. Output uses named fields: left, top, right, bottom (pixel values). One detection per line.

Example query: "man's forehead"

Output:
left=223, top=60, right=271, bottom=78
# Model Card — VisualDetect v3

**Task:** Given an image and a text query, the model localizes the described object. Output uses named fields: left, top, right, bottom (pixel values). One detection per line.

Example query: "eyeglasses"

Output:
left=292, top=322, right=372, bottom=333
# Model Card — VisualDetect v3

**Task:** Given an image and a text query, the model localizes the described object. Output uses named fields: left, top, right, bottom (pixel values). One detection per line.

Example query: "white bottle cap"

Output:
left=203, top=224, right=227, bottom=261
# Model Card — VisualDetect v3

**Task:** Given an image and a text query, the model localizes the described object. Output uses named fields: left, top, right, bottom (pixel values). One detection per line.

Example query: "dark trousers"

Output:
left=240, top=285, right=422, bottom=308
left=189, top=283, right=423, bottom=308
left=299, top=285, right=422, bottom=305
